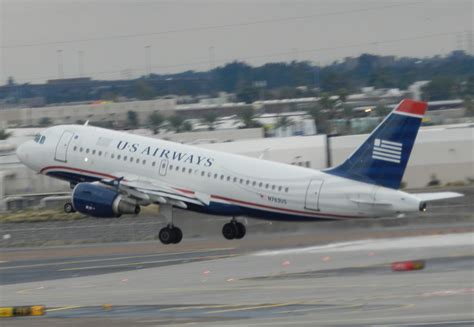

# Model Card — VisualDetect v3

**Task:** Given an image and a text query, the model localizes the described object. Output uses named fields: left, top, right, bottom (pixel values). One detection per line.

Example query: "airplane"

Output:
left=16, top=99, right=462, bottom=244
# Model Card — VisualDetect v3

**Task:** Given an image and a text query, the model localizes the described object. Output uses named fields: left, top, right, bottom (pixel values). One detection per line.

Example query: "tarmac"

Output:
left=1, top=231, right=473, bottom=326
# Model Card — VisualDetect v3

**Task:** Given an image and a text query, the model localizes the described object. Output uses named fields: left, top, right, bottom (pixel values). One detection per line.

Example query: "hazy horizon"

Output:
left=1, top=0, right=472, bottom=84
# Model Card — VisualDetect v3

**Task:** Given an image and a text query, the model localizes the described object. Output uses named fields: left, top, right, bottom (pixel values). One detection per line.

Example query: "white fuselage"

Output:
left=17, top=125, right=423, bottom=221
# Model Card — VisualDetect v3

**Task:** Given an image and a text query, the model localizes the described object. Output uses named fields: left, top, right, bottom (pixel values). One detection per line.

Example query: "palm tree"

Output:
left=0, top=129, right=11, bottom=140
left=275, top=115, right=292, bottom=129
left=307, top=104, right=329, bottom=134
left=127, top=111, right=139, bottom=129
left=149, top=111, right=164, bottom=134
left=237, top=107, right=260, bottom=128
left=167, top=115, right=185, bottom=133
left=201, top=112, right=219, bottom=131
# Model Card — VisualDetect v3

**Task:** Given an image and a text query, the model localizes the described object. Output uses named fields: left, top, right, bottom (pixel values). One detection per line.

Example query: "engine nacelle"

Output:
left=72, top=183, right=140, bottom=218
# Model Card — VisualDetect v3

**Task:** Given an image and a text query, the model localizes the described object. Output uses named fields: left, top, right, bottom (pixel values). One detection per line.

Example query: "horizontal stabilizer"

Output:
left=413, top=192, right=464, bottom=202
left=349, top=198, right=392, bottom=206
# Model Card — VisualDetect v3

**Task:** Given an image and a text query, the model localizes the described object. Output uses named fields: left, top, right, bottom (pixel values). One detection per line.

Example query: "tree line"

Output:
left=1, top=51, right=473, bottom=106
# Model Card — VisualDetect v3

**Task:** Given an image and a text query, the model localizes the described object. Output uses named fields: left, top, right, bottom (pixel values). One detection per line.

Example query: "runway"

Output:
left=1, top=232, right=473, bottom=326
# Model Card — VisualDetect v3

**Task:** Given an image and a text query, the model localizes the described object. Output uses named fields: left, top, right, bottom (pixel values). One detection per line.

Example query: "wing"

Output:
left=412, top=192, right=464, bottom=202
left=100, top=172, right=210, bottom=209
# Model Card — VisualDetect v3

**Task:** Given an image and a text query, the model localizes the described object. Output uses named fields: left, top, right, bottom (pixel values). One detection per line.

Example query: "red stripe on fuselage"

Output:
left=210, top=195, right=357, bottom=219
left=40, top=166, right=118, bottom=180
left=41, top=165, right=361, bottom=220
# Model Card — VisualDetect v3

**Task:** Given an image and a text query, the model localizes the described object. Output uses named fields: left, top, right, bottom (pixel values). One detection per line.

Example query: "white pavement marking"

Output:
left=254, top=233, right=474, bottom=256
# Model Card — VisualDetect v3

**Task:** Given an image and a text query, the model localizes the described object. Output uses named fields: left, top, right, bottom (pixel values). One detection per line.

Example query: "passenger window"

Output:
left=233, top=177, right=237, bottom=182
left=227, top=176, right=230, bottom=181
left=208, top=172, right=212, bottom=178
left=142, top=160, right=146, bottom=165
left=214, top=173, right=218, bottom=179
left=152, top=162, right=156, bottom=167
left=117, top=155, right=121, bottom=159
left=188, top=168, right=192, bottom=174
left=124, top=156, right=127, bottom=161
left=86, top=149, right=89, bottom=154
left=175, top=166, right=179, bottom=171
left=130, top=157, right=134, bottom=162
left=182, top=167, right=186, bottom=173
left=92, top=149, right=96, bottom=155
left=136, top=158, right=140, bottom=163
left=73, top=146, right=77, bottom=151
left=272, top=185, right=275, bottom=190
left=240, top=179, right=243, bottom=184
left=169, top=164, right=173, bottom=170
left=246, top=180, right=249, bottom=185
left=278, top=186, right=282, bottom=191
left=259, top=182, right=263, bottom=187
left=201, top=171, right=205, bottom=176
left=98, top=151, right=102, bottom=156
left=111, top=154, right=115, bottom=159
left=265, top=184, right=269, bottom=189
left=220, top=175, right=224, bottom=180
left=252, top=181, right=256, bottom=186
left=285, top=187, right=289, bottom=192
left=80, top=147, right=83, bottom=152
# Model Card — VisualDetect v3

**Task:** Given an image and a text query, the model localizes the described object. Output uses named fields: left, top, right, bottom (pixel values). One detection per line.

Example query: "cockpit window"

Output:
left=34, top=134, right=46, bottom=144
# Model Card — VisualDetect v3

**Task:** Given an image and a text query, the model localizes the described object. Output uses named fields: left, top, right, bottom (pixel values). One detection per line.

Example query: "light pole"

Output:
left=78, top=50, right=84, bottom=77
left=56, top=50, right=64, bottom=79
left=145, top=45, right=151, bottom=77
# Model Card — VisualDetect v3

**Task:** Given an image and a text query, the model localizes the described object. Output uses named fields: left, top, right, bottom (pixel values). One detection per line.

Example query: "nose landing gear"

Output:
left=222, top=219, right=246, bottom=240
left=64, top=202, right=75, bottom=213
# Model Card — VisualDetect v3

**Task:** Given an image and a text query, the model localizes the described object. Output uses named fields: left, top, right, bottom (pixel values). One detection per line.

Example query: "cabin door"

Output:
left=54, top=131, right=74, bottom=162
left=304, top=179, right=324, bottom=211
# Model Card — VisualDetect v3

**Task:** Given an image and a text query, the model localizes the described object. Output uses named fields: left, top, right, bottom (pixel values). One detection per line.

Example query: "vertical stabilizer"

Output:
left=325, top=99, right=427, bottom=189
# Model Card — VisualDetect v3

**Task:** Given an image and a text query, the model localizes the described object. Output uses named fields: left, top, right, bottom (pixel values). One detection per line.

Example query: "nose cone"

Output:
left=16, top=141, right=35, bottom=168
left=16, top=142, right=28, bottom=163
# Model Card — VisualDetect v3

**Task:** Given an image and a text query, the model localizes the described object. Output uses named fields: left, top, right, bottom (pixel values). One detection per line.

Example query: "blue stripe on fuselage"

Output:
left=46, top=170, right=338, bottom=222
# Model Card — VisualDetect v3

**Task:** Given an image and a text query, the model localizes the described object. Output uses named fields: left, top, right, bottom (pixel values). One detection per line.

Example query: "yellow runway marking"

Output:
left=47, top=305, right=84, bottom=312
left=0, top=247, right=235, bottom=270
left=206, top=302, right=297, bottom=314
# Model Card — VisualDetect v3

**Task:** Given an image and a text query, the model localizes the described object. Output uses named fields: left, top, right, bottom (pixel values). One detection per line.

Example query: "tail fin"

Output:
left=325, top=99, right=427, bottom=189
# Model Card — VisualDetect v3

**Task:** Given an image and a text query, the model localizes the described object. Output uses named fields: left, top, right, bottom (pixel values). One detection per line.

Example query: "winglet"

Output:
left=395, top=99, right=427, bottom=117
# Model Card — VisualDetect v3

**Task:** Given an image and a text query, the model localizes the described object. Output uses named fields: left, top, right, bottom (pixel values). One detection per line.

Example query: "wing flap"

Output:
left=101, top=173, right=207, bottom=207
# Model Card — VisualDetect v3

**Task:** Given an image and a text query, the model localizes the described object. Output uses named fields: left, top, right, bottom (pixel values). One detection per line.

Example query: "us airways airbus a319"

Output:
left=16, top=99, right=462, bottom=244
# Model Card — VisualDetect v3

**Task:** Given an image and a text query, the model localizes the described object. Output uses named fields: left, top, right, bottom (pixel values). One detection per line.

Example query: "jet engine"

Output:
left=72, top=183, right=140, bottom=218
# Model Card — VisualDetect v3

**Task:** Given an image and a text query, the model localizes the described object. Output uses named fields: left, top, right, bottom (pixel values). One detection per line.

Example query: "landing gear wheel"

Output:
left=159, top=226, right=183, bottom=245
left=222, top=222, right=237, bottom=240
left=64, top=202, right=75, bottom=214
left=159, top=227, right=173, bottom=244
left=235, top=222, right=246, bottom=239
left=172, top=227, right=183, bottom=244
left=134, top=205, right=141, bottom=215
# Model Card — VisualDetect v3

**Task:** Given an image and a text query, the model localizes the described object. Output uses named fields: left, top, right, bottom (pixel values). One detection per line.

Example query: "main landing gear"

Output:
left=158, top=204, right=183, bottom=245
left=64, top=202, right=75, bottom=213
left=159, top=225, right=183, bottom=244
left=222, top=219, right=246, bottom=240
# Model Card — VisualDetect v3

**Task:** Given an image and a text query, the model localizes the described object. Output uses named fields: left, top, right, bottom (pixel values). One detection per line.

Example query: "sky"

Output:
left=0, top=0, right=472, bottom=84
